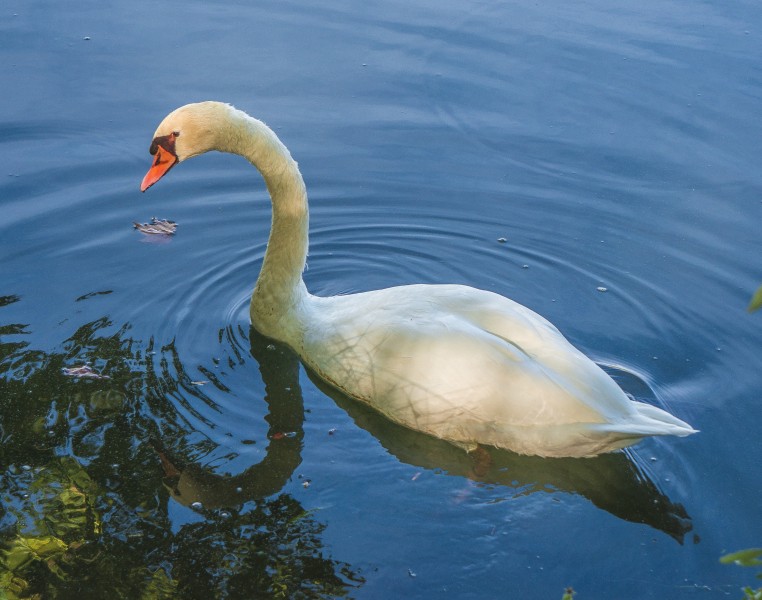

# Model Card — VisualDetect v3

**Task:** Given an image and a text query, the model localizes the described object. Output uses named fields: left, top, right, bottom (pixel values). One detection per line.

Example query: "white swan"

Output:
left=140, top=101, right=696, bottom=458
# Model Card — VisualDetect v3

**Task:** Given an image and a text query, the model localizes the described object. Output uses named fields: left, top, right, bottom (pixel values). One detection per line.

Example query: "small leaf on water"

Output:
left=62, top=365, right=110, bottom=380
left=748, top=285, right=762, bottom=313
left=133, top=217, right=178, bottom=235
left=720, top=548, right=762, bottom=567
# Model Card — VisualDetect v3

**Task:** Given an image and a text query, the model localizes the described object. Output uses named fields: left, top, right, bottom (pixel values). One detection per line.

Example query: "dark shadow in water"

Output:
left=160, top=323, right=692, bottom=544
left=155, top=329, right=305, bottom=509
left=308, top=373, right=693, bottom=544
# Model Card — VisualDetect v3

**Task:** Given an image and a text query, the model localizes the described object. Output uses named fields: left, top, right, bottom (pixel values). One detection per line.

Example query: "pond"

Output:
left=1, top=0, right=761, bottom=598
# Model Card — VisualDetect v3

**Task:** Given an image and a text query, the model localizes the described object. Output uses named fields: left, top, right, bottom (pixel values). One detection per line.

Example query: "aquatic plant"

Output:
left=720, top=548, right=762, bottom=600
left=0, top=309, right=363, bottom=598
left=749, top=286, right=762, bottom=313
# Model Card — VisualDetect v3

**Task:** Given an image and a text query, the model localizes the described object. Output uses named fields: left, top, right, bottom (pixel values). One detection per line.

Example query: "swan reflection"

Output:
left=156, top=330, right=304, bottom=509
left=322, top=375, right=692, bottom=543
left=161, top=328, right=692, bottom=543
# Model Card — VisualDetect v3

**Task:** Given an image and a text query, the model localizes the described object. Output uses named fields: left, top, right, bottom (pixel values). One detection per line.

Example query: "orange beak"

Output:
left=140, top=145, right=178, bottom=192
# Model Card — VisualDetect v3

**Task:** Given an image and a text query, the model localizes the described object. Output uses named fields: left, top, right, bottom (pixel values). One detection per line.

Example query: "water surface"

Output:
left=2, top=0, right=762, bottom=598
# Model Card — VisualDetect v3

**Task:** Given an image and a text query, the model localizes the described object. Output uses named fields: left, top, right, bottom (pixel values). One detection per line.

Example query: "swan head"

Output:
left=140, top=101, right=232, bottom=192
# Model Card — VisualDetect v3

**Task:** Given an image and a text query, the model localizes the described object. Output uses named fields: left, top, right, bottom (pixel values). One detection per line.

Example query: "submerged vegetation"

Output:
left=0, top=296, right=363, bottom=598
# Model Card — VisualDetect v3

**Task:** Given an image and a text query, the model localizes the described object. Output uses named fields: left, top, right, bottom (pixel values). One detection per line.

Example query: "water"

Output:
left=2, top=0, right=761, bottom=597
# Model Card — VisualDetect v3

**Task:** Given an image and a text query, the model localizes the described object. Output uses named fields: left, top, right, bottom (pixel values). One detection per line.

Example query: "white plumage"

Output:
left=141, top=101, right=696, bottom=457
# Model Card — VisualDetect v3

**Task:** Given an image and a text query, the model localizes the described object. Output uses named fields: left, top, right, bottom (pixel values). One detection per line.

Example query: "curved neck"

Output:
left=219, top=109, right=309, bottom=342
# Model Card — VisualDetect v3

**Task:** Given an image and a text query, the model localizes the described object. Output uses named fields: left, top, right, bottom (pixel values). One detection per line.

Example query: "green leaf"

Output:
left=22, top=457, right=102, bottom=541
left=139, top=568, right=178, bottom=600
left=0, top=569, right=30, bottom=599
left=720, top=548, right=762, bottom=567
left=748, top=286, right=762, bottom=313
left=2, top=536, right=69, bottom=572
left=741, top=586, right=762, bottom=600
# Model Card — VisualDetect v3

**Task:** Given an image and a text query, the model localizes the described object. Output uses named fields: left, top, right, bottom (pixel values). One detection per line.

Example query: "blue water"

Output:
left=2, top=0, right=762, bottom=597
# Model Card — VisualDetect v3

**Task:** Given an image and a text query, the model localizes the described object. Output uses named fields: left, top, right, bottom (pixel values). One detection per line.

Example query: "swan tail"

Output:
left=465, top=401, right=697, bottom=457
left=594, top=401, right=697, bottom=438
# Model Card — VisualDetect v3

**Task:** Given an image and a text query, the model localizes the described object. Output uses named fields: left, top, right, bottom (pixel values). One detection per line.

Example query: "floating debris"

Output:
left=62, top=365, right=110, bottom=380
left=75, top=290, right=113, bottom=302
left=133, top=217, right=177, bottom=235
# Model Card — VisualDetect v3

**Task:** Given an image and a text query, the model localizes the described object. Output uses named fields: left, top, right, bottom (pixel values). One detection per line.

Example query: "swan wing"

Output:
left=300, top=284, right=695, bottom=456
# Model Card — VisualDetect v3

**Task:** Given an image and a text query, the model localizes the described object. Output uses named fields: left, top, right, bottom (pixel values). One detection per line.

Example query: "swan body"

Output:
left=141, top=101, right=696, bottom=457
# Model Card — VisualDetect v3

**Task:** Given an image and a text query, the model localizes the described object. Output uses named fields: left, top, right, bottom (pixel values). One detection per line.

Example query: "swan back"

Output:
left=300, top=284, right=695, bottom=457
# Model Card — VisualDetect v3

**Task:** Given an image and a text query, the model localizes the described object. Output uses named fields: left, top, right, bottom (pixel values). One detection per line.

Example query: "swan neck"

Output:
left=221, top=109, right=309, bottom=342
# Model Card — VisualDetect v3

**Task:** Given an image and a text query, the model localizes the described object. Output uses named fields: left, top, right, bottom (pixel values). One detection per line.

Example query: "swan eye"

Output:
left=149, top=132, right=179, bottom=157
